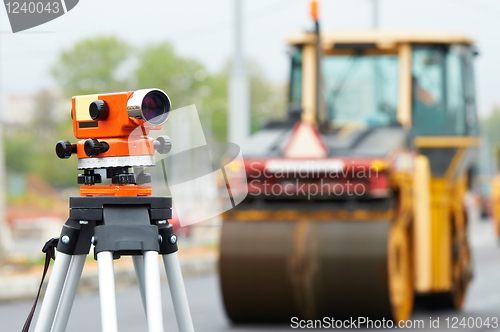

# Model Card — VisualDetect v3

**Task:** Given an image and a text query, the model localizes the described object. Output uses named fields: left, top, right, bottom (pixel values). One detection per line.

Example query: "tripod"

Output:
left=32, top=196, right=194, bottom=332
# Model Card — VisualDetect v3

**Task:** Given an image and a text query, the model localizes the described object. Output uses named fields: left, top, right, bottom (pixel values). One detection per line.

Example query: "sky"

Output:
left=1, top=0, right=500, bottom=116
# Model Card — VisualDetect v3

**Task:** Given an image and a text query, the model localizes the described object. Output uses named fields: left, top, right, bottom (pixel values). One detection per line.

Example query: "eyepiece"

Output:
left=127, top=89, right=171, bottom=126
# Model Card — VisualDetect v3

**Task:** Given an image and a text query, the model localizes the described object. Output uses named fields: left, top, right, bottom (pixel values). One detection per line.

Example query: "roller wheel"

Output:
left=388, top=223, right=414, bottom=322
left=418, top=223, right=471, bottom=310
left=443, top=230, right=470, bottom=309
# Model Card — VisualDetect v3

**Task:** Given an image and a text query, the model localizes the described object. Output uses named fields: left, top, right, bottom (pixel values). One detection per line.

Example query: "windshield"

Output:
left=322, top=54, right=399, bottom=128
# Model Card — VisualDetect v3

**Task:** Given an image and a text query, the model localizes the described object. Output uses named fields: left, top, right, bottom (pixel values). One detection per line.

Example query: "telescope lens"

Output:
left=142, top=91, right=169, bottom=125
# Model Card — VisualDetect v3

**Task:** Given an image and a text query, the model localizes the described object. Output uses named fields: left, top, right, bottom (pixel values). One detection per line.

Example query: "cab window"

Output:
left=322, top=53, right=399, bottom=128
left=412, top=45, right=467, bottom=136
left=289, top=47, right=303, bottom=107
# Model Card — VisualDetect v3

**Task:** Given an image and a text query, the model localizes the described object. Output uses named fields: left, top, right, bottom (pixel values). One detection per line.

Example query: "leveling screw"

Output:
left=61, top=235, right=70, bottom=245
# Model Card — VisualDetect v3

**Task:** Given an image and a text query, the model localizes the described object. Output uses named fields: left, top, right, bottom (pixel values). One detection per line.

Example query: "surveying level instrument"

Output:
left=26, top=89, right=194, bottom=332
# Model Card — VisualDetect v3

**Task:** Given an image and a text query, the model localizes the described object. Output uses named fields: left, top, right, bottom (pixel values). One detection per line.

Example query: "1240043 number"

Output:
left=446, top=317, right=499, bottom=329
left=5, top=2, right=60, bottom=14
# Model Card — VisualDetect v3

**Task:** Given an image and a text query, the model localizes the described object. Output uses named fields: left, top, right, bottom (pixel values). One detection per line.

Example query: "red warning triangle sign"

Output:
left=284, top=122, right=328, bottom=158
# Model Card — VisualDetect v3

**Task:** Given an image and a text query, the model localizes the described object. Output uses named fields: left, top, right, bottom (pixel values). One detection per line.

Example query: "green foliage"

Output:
left=135, top=42, right=234, bottom=141
left=51, top=36, right=131, bottom=97
left=480, top=107, right=500, bottom=169
left=136, top=42, right=205, bottom=106
left=247, top=61, right=286, bottom=133
left=34, top=129, right=79, bottom=188
left=5, top=132, right=32, bottom=173
left=200, top=71, right=228, bottom=142
left=4, top=117, right=79, bottom=188
left=481, top=107, right=500, bottom=146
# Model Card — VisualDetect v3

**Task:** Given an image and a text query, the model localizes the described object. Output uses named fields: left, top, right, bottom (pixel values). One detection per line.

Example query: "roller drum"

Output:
left=220, top=219, right=399, bottom=322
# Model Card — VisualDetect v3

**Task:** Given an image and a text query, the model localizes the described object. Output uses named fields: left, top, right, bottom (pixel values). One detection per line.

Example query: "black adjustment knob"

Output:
left=89, top=100, right=109, bottom=120
left=106, top=167, right=129, bottom=178
left=112, top=173, right=136, bottom=185
left=77, top=170, right=102, bottom=185
left=84, top=138, right=100, bottom=157
left=84, top=138, right=109, bottom=157
left=136, top=172, right=152, bottom=184
left=154, top=136, right=172, bottom=154
left=56, top=140, right=77, bottom=159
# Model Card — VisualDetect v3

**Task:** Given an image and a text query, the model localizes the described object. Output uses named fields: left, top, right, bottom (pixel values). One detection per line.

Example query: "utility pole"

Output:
left=0, top=34, right=9, bottom=263
left=228, top=0, right=250, bottom=146
left=373, top=0, right=379, bottom=29
left=0, top=120, right=8, bottom=263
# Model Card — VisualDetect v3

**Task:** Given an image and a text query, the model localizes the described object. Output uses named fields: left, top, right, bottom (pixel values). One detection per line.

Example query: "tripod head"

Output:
left=55, top=89, right=173, bottom=196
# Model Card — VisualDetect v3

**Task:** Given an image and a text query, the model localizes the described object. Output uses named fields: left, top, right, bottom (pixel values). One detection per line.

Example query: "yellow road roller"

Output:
left=219, top=25, right=479, bottom=323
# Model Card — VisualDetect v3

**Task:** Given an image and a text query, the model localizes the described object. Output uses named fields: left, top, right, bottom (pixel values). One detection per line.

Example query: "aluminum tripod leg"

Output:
left=97, top=251, right=118, bottom=332
left=132, top=255, right=148, bottom=316
left=51, top=255, right=86, bottom=332
left=163, top=253, right=194, bottom=332
left=144, top=251, right=164, bottom=332
left=34, top=251, right=72, bottom=332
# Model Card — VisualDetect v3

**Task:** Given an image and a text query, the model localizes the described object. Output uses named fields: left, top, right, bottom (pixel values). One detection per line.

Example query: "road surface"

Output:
left=1, top=218, right=500, bottom=331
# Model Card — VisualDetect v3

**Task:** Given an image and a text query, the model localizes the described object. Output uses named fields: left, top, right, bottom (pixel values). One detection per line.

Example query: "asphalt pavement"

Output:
left=1, top=217, right=500, bottom=331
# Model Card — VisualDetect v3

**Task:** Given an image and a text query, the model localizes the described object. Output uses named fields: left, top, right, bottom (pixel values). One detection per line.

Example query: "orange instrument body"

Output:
left=72, top=91, right=162, bottom=139
left=56, top=89, right=172, bottom=198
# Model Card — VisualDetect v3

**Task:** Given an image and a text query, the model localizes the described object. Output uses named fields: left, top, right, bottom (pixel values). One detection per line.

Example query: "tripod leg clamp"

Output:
left=57, top=220, right=96, bottom=255
left=159, top=224, right=178, bottom=255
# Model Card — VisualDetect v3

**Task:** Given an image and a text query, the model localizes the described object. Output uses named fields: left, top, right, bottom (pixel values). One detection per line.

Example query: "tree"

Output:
left=51, top=36, right=131, bottom=97
left=480, top=106, right=500, bottom=169
left=247, top=61, right=286, bottom=133
left=136, top=42, right=206, bottom=107
left=481, top=106, right=500, bottom=147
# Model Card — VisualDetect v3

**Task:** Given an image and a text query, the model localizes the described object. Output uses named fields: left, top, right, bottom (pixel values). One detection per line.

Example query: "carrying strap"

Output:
left=22, top=237, right=59, bottom=332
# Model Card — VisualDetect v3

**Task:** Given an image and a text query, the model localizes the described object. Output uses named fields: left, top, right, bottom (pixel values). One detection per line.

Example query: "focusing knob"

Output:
left=56, top=140, right=77, bottom=159
left=89, top=100, right=109, bottom=120
left=154, top=136, right=172, bottom=154
left=84, top=138, right=109, bottom=157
